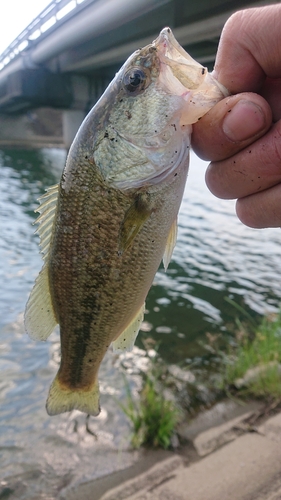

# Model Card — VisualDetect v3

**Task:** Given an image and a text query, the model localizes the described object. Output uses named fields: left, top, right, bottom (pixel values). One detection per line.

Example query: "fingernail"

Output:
left=223, top=100, right=266, bottom=142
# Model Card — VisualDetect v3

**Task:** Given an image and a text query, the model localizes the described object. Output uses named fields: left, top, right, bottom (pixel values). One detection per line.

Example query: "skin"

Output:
left=192, top=4, right=281, bottom=228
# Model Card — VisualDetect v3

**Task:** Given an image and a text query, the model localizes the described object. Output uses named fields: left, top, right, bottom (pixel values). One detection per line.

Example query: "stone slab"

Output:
left=99, top=456, right=184, bottom=500
left=178, top=399, right=261, bottom=441
left=99, top=411, right=281, bottom=500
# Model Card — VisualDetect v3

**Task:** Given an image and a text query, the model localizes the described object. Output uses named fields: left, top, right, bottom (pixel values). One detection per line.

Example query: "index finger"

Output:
left=213, top=4, right=281, bottom=94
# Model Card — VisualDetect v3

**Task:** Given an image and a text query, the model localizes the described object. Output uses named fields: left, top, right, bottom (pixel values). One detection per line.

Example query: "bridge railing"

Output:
left=0, top=0, right=93, bottom=71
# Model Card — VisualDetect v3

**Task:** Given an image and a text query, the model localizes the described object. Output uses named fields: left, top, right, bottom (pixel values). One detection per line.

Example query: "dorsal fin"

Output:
left=24, top=264, right=58, bottom=340
left=24, top=184, right=59, bottom=340
left=112, top=303, right=145, bottom=351
left=162, top=218, right=178, bottom=271
left=34, top=184, right=59, bottom=260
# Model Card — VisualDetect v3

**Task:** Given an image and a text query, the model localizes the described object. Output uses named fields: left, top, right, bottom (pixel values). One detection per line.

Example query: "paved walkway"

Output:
left=64, top=400, right=281, bottom=500
left=98, top=405, right=281, bottom=500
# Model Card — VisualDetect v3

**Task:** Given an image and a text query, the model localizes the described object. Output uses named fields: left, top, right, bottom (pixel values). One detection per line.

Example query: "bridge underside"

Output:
left=0, top=0, right=263, bottom=115
left=0, top=0, right=273, bottom=147
left=0, top=69, right=72, bottom=113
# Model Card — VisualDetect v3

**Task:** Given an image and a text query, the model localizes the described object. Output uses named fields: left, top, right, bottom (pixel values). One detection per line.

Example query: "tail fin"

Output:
left=46, top=375, right=100, bottom=416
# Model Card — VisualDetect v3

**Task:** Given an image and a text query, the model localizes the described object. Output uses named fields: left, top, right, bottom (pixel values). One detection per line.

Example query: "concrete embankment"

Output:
left=62, top=399, right=281, bottom=500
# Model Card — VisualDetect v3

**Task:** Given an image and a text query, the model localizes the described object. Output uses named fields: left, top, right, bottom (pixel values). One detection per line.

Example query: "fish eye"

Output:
left=123, top=68, right=148, bottom=93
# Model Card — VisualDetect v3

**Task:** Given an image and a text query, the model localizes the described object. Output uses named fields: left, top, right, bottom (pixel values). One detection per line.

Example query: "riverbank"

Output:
left=60, top=398, right=281, bottom=500
left=59, top=311, right=281, bottom=499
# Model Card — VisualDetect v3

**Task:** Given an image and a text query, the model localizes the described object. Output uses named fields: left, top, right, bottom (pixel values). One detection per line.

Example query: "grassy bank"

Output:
left=120, top=309, right=281, bottom=449
left=221, top=310, right=281, bottom=399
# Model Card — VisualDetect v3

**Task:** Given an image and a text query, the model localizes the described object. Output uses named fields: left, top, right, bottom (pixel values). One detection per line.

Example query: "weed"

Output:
left=120, top=350, right=180, bottom=449
left=222, top=310, right=281, bottom=400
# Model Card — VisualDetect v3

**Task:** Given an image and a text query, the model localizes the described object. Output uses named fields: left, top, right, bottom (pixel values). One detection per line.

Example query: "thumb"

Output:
left=192, top=93, right=272, bottom=162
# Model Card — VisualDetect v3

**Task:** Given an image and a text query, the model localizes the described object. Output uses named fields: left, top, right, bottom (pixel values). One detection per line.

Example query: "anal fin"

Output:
left=112, top=303, right=145, bottom=351
left=162, top=218, right=178, bottom=271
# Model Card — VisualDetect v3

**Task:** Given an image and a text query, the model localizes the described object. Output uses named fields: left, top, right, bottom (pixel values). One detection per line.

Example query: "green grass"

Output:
left=222, top=310, right=281, bottom=399
left=120, top=364, right=180, bottom=449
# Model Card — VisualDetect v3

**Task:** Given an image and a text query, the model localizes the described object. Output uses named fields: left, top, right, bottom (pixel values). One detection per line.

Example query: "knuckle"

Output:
left=222, top=10, right=247, bottom=38
left=222, top=9, right=260, bottom=52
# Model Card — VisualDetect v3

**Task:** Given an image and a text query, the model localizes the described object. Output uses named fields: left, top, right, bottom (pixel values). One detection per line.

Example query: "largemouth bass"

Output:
left=24, top=28, right=227, bottom=416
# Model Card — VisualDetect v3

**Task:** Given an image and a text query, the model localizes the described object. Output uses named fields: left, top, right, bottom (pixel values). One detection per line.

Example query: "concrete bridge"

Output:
left=0, top=0, right=272, bottom=148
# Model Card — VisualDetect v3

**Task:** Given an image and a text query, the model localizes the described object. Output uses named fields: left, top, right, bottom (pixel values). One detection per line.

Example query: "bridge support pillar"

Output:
left=62, top=110, right=85, bottom=149
left=0, top=108, right=63, bottom=148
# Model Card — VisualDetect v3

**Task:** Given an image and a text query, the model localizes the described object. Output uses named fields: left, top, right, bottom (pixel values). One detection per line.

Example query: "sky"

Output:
left=0, top=0, right=52, bottom=54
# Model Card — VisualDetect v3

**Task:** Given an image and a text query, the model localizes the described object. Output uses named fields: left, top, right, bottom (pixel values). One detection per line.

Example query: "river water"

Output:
left=1, top=147, right=280, bottom=498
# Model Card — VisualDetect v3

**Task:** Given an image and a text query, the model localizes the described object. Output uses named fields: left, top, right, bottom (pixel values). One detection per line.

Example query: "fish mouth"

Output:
left=153, top=27, right=228, bottom=98
left=152, top=27, right=228, bottom=124
left=153, top=27, right=207, bottom=91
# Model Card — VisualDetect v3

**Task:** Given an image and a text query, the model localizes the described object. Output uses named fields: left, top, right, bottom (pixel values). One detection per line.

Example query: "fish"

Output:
left=24, top=27, right=227, bottom=417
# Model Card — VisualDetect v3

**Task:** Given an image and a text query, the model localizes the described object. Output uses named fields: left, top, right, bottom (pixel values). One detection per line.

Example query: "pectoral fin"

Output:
left=119, top=194, right=153, bottom=254
left=163, top=218, right=178, bottom=271
left=112, top=303, right=145, bottom=351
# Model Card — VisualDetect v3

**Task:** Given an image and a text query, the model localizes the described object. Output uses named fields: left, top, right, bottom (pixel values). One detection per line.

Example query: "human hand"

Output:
left=192, top=4, right=281, bottom=228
